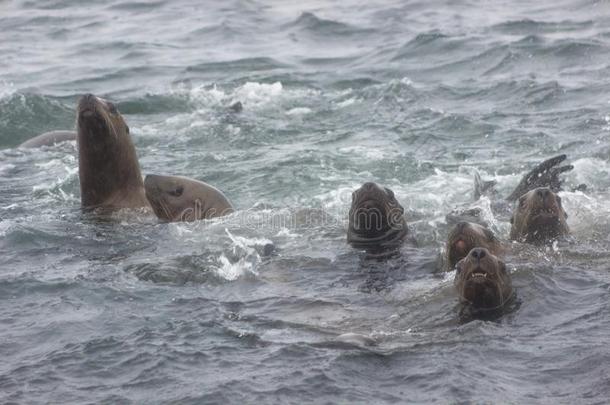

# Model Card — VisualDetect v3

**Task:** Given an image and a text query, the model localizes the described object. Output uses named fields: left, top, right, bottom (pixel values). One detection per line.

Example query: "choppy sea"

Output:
left=1, top=0, right=610, bottom=403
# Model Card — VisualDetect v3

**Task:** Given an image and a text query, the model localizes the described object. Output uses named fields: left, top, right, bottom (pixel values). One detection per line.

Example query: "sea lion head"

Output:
left=446, top=221, right=500, bottom=270
left=347, top=182, right=408, bottom=251
left=144, top=175, right=234, bottom=222
left=454, top=247, right=513, bottom=311
left=77, top=94, right=144, bottom=209
left=509, top=187, right=569, bottom=244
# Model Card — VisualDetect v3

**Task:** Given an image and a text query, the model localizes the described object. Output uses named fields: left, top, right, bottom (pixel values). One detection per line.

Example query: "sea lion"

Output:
left=77, top=94, right=150, bottom=210
left=454, top=247, right=513, bottom=313
left=18, top=130, right=76, bottom=148
left=509, top=187, right=569, bottom=244
left=445, top=221, right=503, bottom=270
left=144, top=174, right=234, bottom=222
left=347, top=182, right=408, bottom=253
left=447, top=155, right=575, bottom=226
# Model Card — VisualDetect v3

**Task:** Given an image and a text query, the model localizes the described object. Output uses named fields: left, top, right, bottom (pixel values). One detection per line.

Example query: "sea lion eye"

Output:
left=168, top=185, right=184, bottom=197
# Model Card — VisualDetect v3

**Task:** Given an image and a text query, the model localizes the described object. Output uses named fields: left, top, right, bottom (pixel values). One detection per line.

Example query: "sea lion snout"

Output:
left=469, top=247, right=486, bottom=261
left=78, top=93, right=101, bottom=113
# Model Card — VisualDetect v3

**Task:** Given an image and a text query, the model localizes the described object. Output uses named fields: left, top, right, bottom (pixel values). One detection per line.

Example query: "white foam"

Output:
left=214, top=253, right=256, bottom=281
left=337, top=145, right=392, bottom=160
left=335, top=97, right=357, bottom=108
left=0, top=81, right=15, bottom=101
left=210, top=229, right=270, bottom=281
left=285, top=107, right=312, bottom=116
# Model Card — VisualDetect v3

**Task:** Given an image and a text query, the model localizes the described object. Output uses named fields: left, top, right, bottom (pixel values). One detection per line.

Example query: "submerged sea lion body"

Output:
left=77, top=94, right=150, bottom=211
left=144, top=174, right=234, bottom=222
left=347, top=182, right=409, bottom=254
left=510, top=187, right=569, bottom=244
left=19, top=130, right=76, bottom=148
left=454, top=247, right=513, bottom=313
left=445, top=221, right=503, bottom=271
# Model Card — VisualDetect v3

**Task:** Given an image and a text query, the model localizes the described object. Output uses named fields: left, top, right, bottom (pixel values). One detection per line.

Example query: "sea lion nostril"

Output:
left=470, top=248, right=486, bottom=260
left=536, top=188, right=550, bottom=199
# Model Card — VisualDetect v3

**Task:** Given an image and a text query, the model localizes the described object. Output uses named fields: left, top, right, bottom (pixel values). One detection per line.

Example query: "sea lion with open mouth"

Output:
left=347, top=182, right=409, bottom=254
left=77, top=94, right=150, bottom=211
left=144, top=174, right=234, bottom=222
left=454, top=247, right=513, bottom=314
left=509, top=187, right=569, bottom=244
left=445, top=221, right=503, bottom=270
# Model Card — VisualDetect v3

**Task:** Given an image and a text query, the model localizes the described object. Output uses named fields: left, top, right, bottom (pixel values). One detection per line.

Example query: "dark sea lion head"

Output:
left=347, top=182, right=408, bottom=251
left=509, top=187, right=569, bottom=244
left=446, top=221, right=500, bottom=270
left=454, top=247, right=513, bottom=311
left=144, top=174, right=234, bottom=222
left=77, top=94, right=145, bottom=209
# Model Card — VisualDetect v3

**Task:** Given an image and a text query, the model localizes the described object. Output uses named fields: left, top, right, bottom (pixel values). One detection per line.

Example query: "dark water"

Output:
left=2, top=0, right=610, bottom=403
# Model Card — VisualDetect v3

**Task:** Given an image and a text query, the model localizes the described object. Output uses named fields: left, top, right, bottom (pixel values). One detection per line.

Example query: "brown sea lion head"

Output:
left=446, top=221, right=500, bottom=270
left=144, top=175, right=234, bottom=222
left=77, top=94, right=145, bottom=210
left=509, top=187, right=569, bottom=244
left=347, top=182, right=408, bottom=251
left=454, top=247, right=513, bottom=311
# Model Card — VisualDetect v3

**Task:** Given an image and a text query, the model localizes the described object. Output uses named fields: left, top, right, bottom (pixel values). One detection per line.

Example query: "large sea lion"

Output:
left=144, top=174, right=234, bottom=222
left=509, top=187, right=569, bottom=244
left=18, top=130, right=76, bottom=148
left=445, top=221, right=503, bottom=270
left=77, top=94, right=150, bottom=211
left=454, top=247, right=513, bottom=313
left=347, top=182, right=409, bottom=253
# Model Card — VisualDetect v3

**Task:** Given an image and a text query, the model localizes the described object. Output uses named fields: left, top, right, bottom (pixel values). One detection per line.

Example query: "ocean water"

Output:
left=1, top=0, right=610, bottom=403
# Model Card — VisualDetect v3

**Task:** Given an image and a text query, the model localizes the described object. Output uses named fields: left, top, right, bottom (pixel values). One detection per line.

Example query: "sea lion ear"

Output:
left=384, top=187, right=395, bottom=199
left=499, top=262, right=507, bottom=274
left=125, top=125, right=130, bottom=134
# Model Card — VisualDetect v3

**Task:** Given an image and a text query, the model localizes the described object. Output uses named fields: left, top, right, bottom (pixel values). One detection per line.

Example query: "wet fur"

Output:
left=509, top=187, right=569, bottom=244
left=347, top=182, right=408, bottom=252
left=77, top=94, right=150, bottom=210
left=454, top=248, right=513, bottom=312
left=445, top=222, right=502, bottom=270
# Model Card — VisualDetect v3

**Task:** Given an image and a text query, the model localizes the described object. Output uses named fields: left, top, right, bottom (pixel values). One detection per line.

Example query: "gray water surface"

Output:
left=1, top=0, right=610, bottom=403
